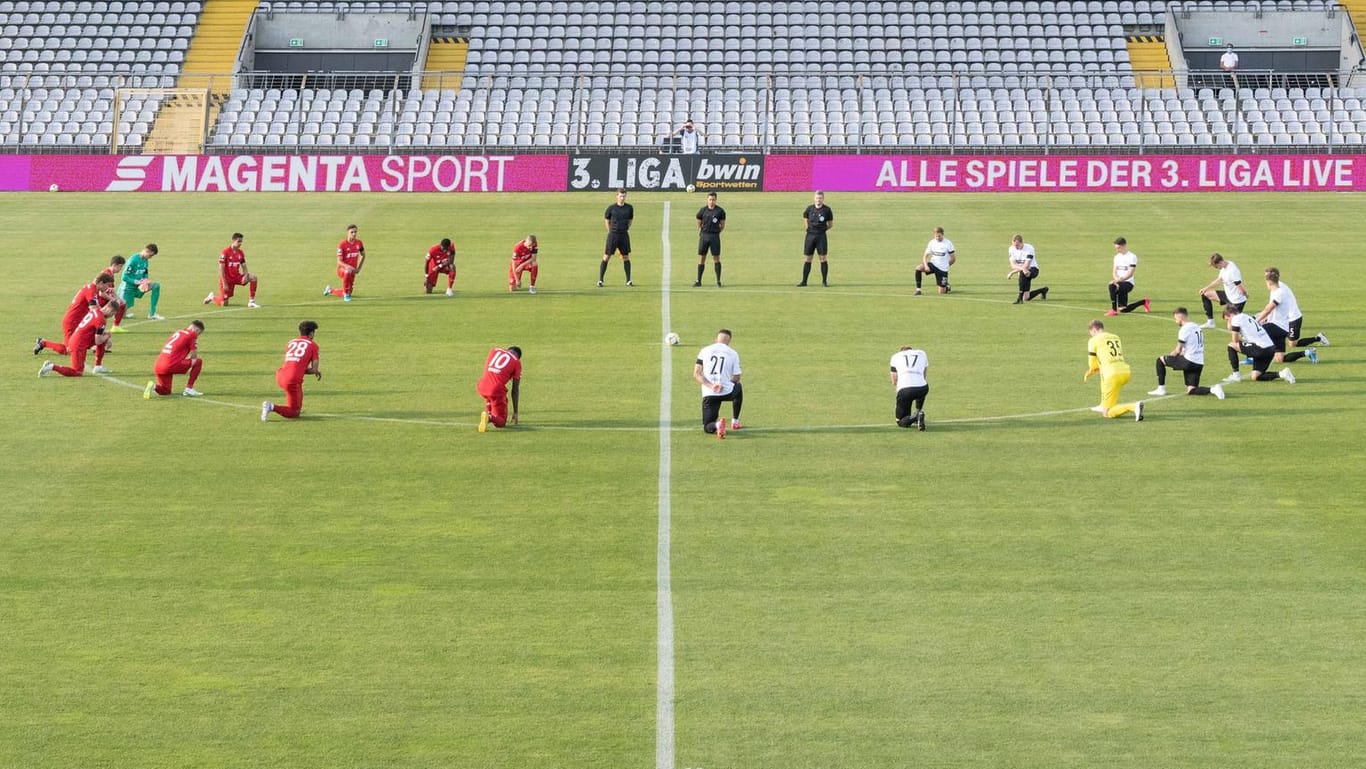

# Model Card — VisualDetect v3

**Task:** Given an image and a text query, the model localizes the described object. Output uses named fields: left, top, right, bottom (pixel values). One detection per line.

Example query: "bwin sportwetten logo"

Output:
left=692, top=156, right=763, bottom=191
left=105, top=156, right=156, bottom=191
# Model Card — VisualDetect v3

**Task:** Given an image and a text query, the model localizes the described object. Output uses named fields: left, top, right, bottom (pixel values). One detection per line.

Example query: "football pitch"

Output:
left=3, top=190, right=1364, bottom=769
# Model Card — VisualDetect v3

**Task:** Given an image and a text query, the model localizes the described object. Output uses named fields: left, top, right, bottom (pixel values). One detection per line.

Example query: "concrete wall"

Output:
left=1171, top=9, right=1359, bottom=71
left=254, top=12, right=426, bottom=51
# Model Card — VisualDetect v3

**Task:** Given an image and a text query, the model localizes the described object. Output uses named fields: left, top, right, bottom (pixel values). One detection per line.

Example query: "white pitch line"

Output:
left=656, top=201, right=677, bottom=769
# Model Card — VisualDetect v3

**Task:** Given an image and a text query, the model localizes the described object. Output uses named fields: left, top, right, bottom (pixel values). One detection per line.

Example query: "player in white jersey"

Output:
left=1149, top=307, right=1224, bottom=398
left=889, top=345, right=930, bottom=430
left=1256, top=267, right=1328, bottom=364
left=915, top=227, right=956, bottom=295
left=1105, top=236, right=1150, bottom=315
left=1198, top=252, right=1248, bottom=327
left=694, top=328, right=743, bottom=438
left=1006, top=234, right=1049, bottom=304
left=1222, top=305, right=1294, bottom=383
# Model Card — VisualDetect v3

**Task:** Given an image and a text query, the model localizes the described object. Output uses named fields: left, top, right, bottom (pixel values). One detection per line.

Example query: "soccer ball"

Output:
left=685, top=184, right=696, bottom=193
left=665, top=332, right=681, bottom=346
left=48, top=183, right=59, bottom=192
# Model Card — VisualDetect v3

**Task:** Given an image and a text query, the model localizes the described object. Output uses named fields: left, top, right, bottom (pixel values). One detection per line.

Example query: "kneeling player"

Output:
left=204, top=233, right=259, bottom=308
left=36, top=273, right=116, bottom=363
left=424, top=238, right=457, bottom=296
left=262, top=321, right=322, bottom=420
left=144, top=321, right=205, bottom=398
left=1222, top=306, right=1294, bottom=384
left=39, top=301, right=112, bottom=379
left=509, top=235, right=539, bottom=293
left=477, top=345, right=522, bottom=431
left=890, top=345, right=930, bottom=430
left=1149, top=307, right=1224, bottom=399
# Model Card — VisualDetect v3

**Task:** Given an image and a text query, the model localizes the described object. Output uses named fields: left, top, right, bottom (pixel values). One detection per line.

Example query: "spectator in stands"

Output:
left=672, top=119, right=704, bottom=154
left=1220, top=43, right=1239, bottom=73
left=1220, top=43, right=1239, bottom=89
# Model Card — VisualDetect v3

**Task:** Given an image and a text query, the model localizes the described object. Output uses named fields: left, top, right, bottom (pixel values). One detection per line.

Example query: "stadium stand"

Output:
left=2, top=0, right=1364, bottom=152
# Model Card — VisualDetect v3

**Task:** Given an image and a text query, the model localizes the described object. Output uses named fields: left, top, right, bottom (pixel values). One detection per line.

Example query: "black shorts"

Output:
left=701, top=383, right=742, bottom=427
left=1162, top=355, right=1205, bottom=388
left=698, top=232, right=721, bottom=257
left=1264, top=323, right=1289, bottom=353
left=895, top=385, right=929, bottom=420
left=605, top=231, right=631, bottom=257
left=1240, top=342, right=1275, bottom=372
left=1287, top=316, right=1303, bottom=342
left=803, top=231, right=828, bottom=257
left=1215, top=290, right=1246, bottom=313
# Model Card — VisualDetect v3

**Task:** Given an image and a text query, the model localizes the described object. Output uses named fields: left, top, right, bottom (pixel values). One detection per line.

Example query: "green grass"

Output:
left=2, top=192, right=1364, bottom=769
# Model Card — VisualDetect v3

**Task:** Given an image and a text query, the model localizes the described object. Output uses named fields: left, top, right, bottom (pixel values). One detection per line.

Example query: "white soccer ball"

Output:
left=665, top=332, right=681, bottom=346
left=685, top=184, right=695, bottom=193
left=48, top=183, right=59, bottom=192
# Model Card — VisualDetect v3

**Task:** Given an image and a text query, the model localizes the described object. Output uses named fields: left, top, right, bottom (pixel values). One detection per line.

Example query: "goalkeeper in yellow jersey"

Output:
left=1085, top=320, right=1144, bottom=421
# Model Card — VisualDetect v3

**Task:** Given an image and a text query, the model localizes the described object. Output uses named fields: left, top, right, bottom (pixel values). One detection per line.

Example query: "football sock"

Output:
left=914, top=270, right=923, bottom=288
left=820, top=262, right=828, bottom=283
left=1201, top=295, right=1215, bottom=319
left=1260, top=371, right=1280, bottom=381
left=249, top=280, right=257, bottom=298
left=1294, top=337, right=1317, bottom=348
left=147, top=283, right=161, bottom=315
left=1154, top=357, right=1166, bottom=385
left=713, top=262, right=721, bottom=282
left=730, top=382, right=743, bottom=418
left=188, top=359, right=203, bottom=388
left=529, top=265, right=538, bottom=286
left=1227, top=347, right=1241, bottom=369
left=95, top=344, right=106, bottom=365
left=1122, top=300, right=1145, bottom=313
left=1028, top=288, right=1045, bottom=300
left=598, top=260, right=608, bottom=282
left=623, top=260, right=632, bottom=282
left=697, top=263, right=705, bottom=282
left=1190, top=386, right=1212, bottom=395
left=1282, top=350, right=1306, bottom=363
left=800, top=262, right=811, bottom=283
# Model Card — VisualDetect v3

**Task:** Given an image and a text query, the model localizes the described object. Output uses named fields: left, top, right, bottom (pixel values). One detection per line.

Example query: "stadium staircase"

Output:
left=1126, top=34, right=1175, bottom=89
left=1341, top=0, right=1366, bottom=42
left=423, top=34, right=469, bottom=92
left=146, top=0, right=260, bottom=153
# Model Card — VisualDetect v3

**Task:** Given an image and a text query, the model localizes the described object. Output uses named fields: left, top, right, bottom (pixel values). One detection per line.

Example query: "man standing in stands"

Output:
left=599, top=189, right=634, bottom=287
left=798, top=190, right=833, bottom=287
left=672, top=119, right=703, bottom=154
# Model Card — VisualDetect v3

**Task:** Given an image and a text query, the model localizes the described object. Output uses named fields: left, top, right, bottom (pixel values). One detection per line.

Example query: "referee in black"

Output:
left=799, top=190, right=834, bottom=286
left=694, top=191, right=726, bottom=287
left=599, top=188, right=634, bottom=287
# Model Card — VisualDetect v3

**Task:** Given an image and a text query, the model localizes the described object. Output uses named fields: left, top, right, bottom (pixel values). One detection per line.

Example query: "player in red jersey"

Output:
left=101, top=255, right=128, bottom=327
left=324, top=225, right=365, bottom=301
left=35, top=273, right=116, bottom=359
left=204, top=233, right=259, bottom=308
left=424, top=238, right=457, bottom=296
left=144, top=321, right=205, bottom=398
left=262, top=320, right=321, bottom=420
left=39, top=301, right=113, bottom=379
left=476, top=345, right=522, bottom=432
left=509, top=235, right=539, bottom=293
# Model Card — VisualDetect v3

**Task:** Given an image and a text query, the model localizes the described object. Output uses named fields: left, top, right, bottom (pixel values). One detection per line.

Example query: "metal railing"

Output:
left=2, top=67, right=1364, bottom=155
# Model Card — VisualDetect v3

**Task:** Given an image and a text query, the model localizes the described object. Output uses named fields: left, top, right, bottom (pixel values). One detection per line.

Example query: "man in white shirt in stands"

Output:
left=672, top=119, right=703, bottom=154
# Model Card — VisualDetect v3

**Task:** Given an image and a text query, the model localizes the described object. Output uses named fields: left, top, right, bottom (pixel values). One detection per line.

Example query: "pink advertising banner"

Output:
left=764, top=154, right=1366, bottom=192
left=10, top=154, right=568, bottom=192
